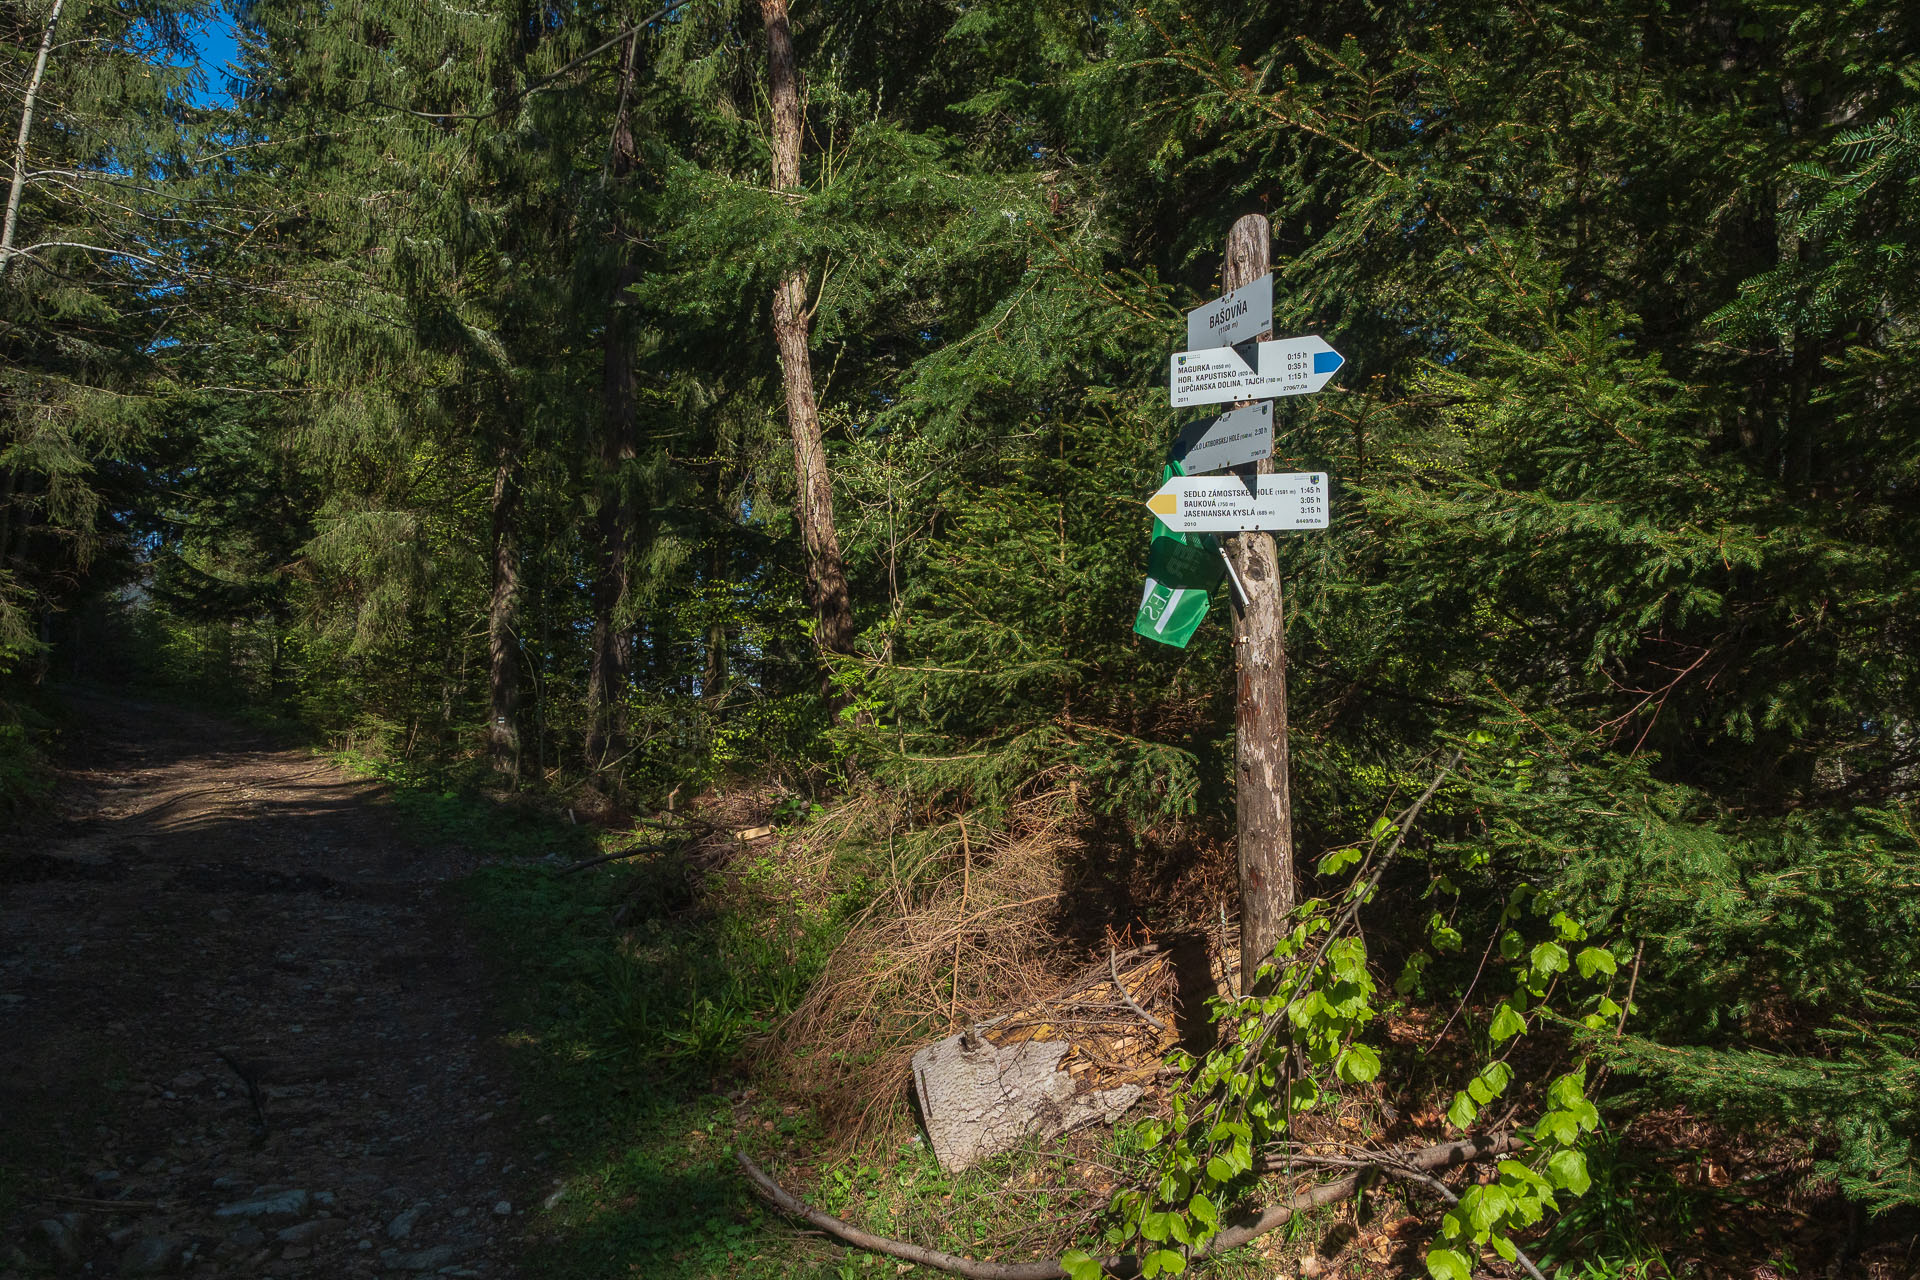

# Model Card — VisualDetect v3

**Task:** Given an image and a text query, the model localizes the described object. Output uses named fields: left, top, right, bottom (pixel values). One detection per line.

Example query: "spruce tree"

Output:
left=0, top=0, right=214, bottom=670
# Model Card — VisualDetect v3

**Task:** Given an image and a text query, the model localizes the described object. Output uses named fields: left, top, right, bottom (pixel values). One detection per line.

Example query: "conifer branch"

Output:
left=354, top=4, right=679, bottom=124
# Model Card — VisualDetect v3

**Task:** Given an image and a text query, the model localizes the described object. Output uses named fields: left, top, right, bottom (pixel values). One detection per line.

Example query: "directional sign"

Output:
left=1145, top=472, right=1329, bottom=533
left=1186, top=273, right=1273, bottom=350
left=1169, top=336, right=1344, bottom=408
left=1171, top=402, right=1272, bottom=475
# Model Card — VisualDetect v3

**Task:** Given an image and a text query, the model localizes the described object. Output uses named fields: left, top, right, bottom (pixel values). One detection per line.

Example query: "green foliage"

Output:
left=1446, top=725, right=1920, bottom=1213
left=0, top=701, right=52, bottom=810
left=0, top=0, right=217, bottom=665
left=471, top=856, right=835, bottom=1073
left=1087, top=767, right=1625, bottom=1278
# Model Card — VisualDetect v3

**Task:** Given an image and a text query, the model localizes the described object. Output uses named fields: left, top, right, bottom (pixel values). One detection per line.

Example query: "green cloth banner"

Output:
left=1134, top=460, right=1225, bottom=649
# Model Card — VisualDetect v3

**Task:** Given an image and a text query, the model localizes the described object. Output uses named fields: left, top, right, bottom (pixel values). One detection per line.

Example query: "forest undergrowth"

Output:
left=333, top=746, right=1904, bottom=1280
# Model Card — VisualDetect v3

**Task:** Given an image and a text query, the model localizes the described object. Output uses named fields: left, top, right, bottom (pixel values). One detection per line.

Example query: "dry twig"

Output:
left=1368, top=1159, right=1548, bottom=1280
left=1108, top=945, right=1166, bottom=1032
left=558, top=838, right=685, bottom=875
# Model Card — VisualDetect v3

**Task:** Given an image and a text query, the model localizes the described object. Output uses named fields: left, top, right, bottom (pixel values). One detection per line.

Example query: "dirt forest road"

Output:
left=1, top=691, right=535, bottom=1278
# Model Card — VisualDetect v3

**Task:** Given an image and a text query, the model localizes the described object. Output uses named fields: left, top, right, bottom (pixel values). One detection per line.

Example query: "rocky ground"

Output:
left=1, top=691, right=539, bottom=1278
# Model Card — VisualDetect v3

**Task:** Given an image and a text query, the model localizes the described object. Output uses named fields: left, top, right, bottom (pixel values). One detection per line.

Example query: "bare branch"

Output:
left=737, top=1132, right=1522, bottom=1279
left=1109, top=945, right=1166, bottom=1032
left=8, top=240, right=167, bottom=266
left=1368, top=1158, right=1548, bottom=1280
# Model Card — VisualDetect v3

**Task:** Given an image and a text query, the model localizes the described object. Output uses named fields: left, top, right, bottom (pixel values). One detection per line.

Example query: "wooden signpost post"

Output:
left=1217, top=216, right=1294, bottom=993
left=1139, top=215, right=1343, bottom=991
left=907, top=217, right=1346, bottom=1173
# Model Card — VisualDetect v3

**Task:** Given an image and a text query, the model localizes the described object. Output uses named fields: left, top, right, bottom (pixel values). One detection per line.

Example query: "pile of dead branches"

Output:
left=774, top=787, right=1086, bottom=1141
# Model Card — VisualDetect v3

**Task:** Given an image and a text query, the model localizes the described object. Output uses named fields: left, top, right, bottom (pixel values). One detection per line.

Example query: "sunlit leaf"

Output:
left=1336, top=1043, right=1381, bottom=1083
left=1547, top=1149, right=1591, bottom=1195
left=1490, top=1002, right=1527, bottom=1042
left=1574, top=947, right=1617, bottom=979
left=1062, top=1249, right=1104, bottom=1280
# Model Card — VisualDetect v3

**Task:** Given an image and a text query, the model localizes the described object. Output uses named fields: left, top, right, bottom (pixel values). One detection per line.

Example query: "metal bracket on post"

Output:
left=1219, top=545, right=1250, bottom=610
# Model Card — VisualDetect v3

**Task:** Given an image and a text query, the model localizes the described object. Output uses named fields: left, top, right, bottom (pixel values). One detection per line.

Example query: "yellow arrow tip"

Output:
left=1147, top=492, right=1178, bottom=516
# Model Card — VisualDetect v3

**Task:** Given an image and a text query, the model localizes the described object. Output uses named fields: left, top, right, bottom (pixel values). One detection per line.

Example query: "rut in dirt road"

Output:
left=1, top=692, right=538, bottom=1278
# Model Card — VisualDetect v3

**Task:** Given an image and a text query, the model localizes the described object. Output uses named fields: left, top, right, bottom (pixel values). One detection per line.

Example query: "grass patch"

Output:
left=333, top=749, right=598, bottom=862
left=460, top=843, right=1289, bottom=1279
left=462, top=849, right=848, bottom=1279
left=338, top=755, right=850, bottom=1276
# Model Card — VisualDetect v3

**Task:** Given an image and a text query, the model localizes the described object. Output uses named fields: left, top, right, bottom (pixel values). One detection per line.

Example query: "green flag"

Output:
left=1135, top=461, right=1225, bottom=649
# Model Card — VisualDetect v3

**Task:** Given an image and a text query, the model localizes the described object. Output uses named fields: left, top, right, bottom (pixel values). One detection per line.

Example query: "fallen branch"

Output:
left=1370, top=1159, right=1547, bottom=1280
left=559, top=849, right=642, bottom=875
left=558, top=838, right=685, bottom=875
left=737, top=1131, right=1521, bottom=1279
left=215, top=1049, right=267, bottom=1131
left=41, top=1195, right=169, bottom=1212
left=626, top=814, right=739, bottom=841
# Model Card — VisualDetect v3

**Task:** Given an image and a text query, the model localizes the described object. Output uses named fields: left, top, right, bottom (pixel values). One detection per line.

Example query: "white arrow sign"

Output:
left=1171, top=402, right=1272, bottom=475
left=1186, top=273, right=1272, bottom=350
left=1169, top=335, right=1344, bottom=407
left=1146, top=472, right=1329, bottom=533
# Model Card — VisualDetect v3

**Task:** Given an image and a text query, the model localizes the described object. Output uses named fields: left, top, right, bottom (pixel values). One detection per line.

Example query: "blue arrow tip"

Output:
left=1313, top=349, right=1344, bottom=375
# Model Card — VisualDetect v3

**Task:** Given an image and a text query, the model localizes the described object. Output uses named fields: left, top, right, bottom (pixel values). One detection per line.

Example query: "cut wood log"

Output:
left=913, top=1036, right=1142, bottom=1172
left=911, top=949, right=1180, bottom=1171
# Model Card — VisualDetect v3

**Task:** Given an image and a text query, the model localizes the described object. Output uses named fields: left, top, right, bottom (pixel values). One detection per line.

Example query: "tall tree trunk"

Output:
left=583, top=32, right=642, bottom=792
left=702, top=542, right=728, bottom=702
left=583, top=260, right=640, bottom=789
left=760, top=0, right=856, bottom=677
left=487, top=442, right=522, bottom=782
left=1220, top=214, right=1295, bottom=990
left=0, top=0, right=63, bottom=280
left=0, top=463, right=16, bottom=567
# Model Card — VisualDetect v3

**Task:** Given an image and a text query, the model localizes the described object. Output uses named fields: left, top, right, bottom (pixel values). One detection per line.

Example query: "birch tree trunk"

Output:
left=0, top=0, right=64, bottom=280
left=759, top=0, right=856, bottom=671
